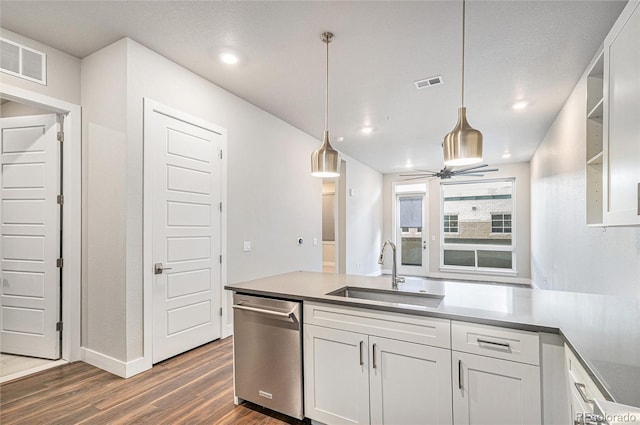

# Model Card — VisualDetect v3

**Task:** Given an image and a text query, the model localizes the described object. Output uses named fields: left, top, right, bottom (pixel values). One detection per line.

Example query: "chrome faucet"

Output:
left=378, top=240, right=405, bottom=290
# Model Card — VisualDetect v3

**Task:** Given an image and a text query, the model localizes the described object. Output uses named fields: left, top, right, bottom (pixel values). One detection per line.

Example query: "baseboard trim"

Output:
left=81, top=347, right=149, bottom=378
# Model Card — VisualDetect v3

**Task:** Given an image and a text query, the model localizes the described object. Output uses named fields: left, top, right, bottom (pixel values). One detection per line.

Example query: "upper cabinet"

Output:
left=592, top=0, right=640, bottom=226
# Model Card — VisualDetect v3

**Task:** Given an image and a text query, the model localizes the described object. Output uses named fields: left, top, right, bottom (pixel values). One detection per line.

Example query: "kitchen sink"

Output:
left=327, top=286, right=444, bottom=308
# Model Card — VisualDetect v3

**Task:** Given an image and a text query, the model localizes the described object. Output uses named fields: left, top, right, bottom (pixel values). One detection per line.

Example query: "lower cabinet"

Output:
left=452, top=351, right=542, bottom=425
left=304, top=323, right=452, bottom=425
left=369, top=336, right=452, bottom=425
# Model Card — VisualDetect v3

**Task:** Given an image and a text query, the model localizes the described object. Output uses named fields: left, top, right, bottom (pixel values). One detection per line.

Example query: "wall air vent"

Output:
left=0, top=37, right=47, bottom=85
left=414, top=75, right=443, bottom=89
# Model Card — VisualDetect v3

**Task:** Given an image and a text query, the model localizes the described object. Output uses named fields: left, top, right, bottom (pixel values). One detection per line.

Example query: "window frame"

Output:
left=440, top=178, right=517, bottom=275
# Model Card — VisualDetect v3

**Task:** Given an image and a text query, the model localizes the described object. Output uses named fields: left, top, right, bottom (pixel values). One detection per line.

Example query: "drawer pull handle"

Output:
left=477, top=338, right=511, bottom=349
left=359, top=341, right=364, bottom=366
left=458, top=359, right=463, bottom=389
left=372, top=343, right=377, bottom=369
left=574, top=382, right=593, bottom=404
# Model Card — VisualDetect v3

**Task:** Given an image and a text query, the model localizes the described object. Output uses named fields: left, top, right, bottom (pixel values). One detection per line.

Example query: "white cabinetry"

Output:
left=304, top=302, right=452, bottom=425
left=565, top=344, right=608, bottom=424
left=594, top=0, right=640, bottom=226
left=451, top=321, right=542, bottom=425
left=604, top=0, right=640, bottom=226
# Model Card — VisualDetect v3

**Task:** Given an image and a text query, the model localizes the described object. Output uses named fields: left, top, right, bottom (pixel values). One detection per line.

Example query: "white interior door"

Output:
left=0, top=114, right=60, bottom=359
left=395, top=189, right=428, bottom=276
left=150, top=108, right=222, bottom=364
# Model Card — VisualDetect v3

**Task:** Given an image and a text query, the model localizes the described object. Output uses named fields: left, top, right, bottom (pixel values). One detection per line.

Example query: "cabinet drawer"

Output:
left=565, top=344, right=608, bottom=405
left=451, top=321, right=540, bottom=366
left=304, top=301, right=451, bottom=349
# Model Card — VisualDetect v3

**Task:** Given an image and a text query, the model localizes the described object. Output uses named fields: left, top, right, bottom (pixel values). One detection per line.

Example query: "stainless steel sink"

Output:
left=327, top=286, right=444, bottom=308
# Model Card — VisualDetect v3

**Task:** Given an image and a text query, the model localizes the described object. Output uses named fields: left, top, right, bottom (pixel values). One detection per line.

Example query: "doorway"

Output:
left=321, top=160, right=346, bottom=275
left=394, top=182, right=428, bottom=276
left=0, top=87, right=82, bottom=382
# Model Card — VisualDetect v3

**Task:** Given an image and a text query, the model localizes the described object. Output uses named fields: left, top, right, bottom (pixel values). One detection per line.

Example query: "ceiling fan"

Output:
left=400, top=164, right=499, bottom=181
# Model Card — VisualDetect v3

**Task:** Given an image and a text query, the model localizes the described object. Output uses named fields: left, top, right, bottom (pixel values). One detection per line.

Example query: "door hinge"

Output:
left=56, top=321, right=63, bottom=331
left=219, top=307, right=223, bottom=317
left=56, top=258, right=64, bottom=268
left=219, top=150, right=223, bottom=160
left=219, top=202, right=222, bottom=212
left=219, top=255, right=222, bottom=264
left=57, top=195, right=64, bottom=205
left=57, top=131, right=64, bottom=143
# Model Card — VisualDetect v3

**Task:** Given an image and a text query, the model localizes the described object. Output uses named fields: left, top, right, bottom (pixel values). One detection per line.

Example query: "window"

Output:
left=441, top=179, right=515, bottom=272
left=443, top=214, right=459, bottom=233
left=491, top=213, right=512, bottom=233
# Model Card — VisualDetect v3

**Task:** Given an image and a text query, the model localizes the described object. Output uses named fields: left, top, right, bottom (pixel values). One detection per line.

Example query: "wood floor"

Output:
left=0, top=337, right=306, bottom=425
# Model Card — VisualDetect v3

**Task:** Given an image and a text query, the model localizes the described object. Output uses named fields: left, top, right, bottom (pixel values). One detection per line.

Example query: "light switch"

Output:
left=243, top=241, right=251, bottom=252
left=313, top=238, right=318, bottom=246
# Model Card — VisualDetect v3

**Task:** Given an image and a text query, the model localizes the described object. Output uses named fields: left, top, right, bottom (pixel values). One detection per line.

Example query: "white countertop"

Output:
left=225, top=271, right=640, bottom=407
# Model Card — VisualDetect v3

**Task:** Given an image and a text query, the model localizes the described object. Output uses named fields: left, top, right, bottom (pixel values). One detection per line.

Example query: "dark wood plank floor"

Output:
left=0, top=337, right=306, bottom=425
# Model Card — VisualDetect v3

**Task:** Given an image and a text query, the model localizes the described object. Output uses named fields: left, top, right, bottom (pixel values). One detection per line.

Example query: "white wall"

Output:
left=81, top=39, right=129, bottom=360
left=383, top=162, right=531, bottom=283
left=530, top=60, right=640, bottom=297
left=343, top=154, right=384, bottom=276
left=0, top=28, right=80, bottom=104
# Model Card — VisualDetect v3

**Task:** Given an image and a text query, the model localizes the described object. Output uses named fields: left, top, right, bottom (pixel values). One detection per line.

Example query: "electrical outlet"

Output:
left=243, top=241, right=251, bottom=252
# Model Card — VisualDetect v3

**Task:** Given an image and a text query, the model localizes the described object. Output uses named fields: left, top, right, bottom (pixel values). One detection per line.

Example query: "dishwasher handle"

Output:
left=232, top=303, right=299, bottom=324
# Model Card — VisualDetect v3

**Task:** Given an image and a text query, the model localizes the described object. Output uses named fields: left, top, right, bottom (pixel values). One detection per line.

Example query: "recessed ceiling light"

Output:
left=512, top=101, right=528, bottom=110
left=405, top=161, right=413, bottom=169
left=502, top=152, right=512, bottom=159
left=361, top=126, right=374, bottom=134
left=336, top=136, right=344, bottom=142
left=219, top=52, right=239, bottom=65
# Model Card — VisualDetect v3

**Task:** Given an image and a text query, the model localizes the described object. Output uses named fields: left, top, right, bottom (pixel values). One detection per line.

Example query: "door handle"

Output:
left=458, top=359, right=463, bottom=389
left=359, top=341, right=364, bottom=366
left=423, top=240, right=427, bottom=250
left=154, top=263, right=173, bottom=274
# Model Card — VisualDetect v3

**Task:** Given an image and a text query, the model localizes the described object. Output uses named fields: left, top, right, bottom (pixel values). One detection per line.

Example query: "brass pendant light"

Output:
left=311, top=32, right=340, bottom=178
left=443, top=0, right=483, bottom=166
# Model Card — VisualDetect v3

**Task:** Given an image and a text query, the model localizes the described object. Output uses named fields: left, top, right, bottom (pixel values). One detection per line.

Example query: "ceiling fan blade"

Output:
left=399, top=173, right=432, bottom=178
left=456, top=173, right=485, bottom=177
left=413, top=168, right=440, bottom=174
left=403, top=175, right=431, bottom=181
left=454, top=164, right=488, bottom=173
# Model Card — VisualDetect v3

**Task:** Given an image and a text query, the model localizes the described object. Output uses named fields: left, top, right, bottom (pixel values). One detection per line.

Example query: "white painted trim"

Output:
left=428, top=271, right=532, bottom=286
left=0, top=359, right=67, bottom=384
left=142, top=98, right=229, bottom=368
left=81, top=348, right=147, bottom=378
left=0, top=85, right=82, bottom=363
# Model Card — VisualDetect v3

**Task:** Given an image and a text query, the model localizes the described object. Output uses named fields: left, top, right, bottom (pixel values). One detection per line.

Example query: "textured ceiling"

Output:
left=0, top=1, right=627, bottom=173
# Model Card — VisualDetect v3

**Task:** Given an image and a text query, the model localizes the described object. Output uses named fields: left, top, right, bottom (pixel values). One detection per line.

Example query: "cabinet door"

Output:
left=453, top=351, right=541, bottom=425
left=369, top=337, right=452, bottom=425
left=304, top=324, right=370, bottom=425
left=604, top=1, right=640, bottom=225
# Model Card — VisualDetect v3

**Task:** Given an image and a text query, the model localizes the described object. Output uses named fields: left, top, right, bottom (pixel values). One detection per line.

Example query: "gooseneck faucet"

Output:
left=378, top=240, right=405, bottom=290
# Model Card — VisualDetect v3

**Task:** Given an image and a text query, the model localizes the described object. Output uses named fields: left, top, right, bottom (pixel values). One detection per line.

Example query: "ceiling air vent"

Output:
left=0, top=37, right=47, bottom=85
left=414, top=75, right=443, bottom=89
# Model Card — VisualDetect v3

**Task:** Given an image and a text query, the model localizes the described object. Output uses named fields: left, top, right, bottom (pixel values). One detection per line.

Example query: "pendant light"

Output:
left=311, top=32, right=340, bottom=178
left=443, top=0, right=483, bottom=166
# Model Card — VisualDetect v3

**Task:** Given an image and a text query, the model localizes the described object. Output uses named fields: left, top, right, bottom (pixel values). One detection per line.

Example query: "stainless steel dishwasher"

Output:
left=232, top=293, right=303, bottom=419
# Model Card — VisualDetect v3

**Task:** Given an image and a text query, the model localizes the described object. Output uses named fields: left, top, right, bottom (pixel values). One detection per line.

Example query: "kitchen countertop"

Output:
left=225, top=271, right=640, bottom=407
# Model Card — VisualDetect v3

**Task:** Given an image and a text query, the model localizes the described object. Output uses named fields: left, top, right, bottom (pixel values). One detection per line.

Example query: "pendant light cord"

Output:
left=325, top=35, right=329, bottom=132
left=461, top=0, right=466, bottom=107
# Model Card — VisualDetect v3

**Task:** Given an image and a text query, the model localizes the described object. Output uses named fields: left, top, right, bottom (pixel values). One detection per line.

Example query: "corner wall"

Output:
left=530, top=63, right=640, bottom=297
